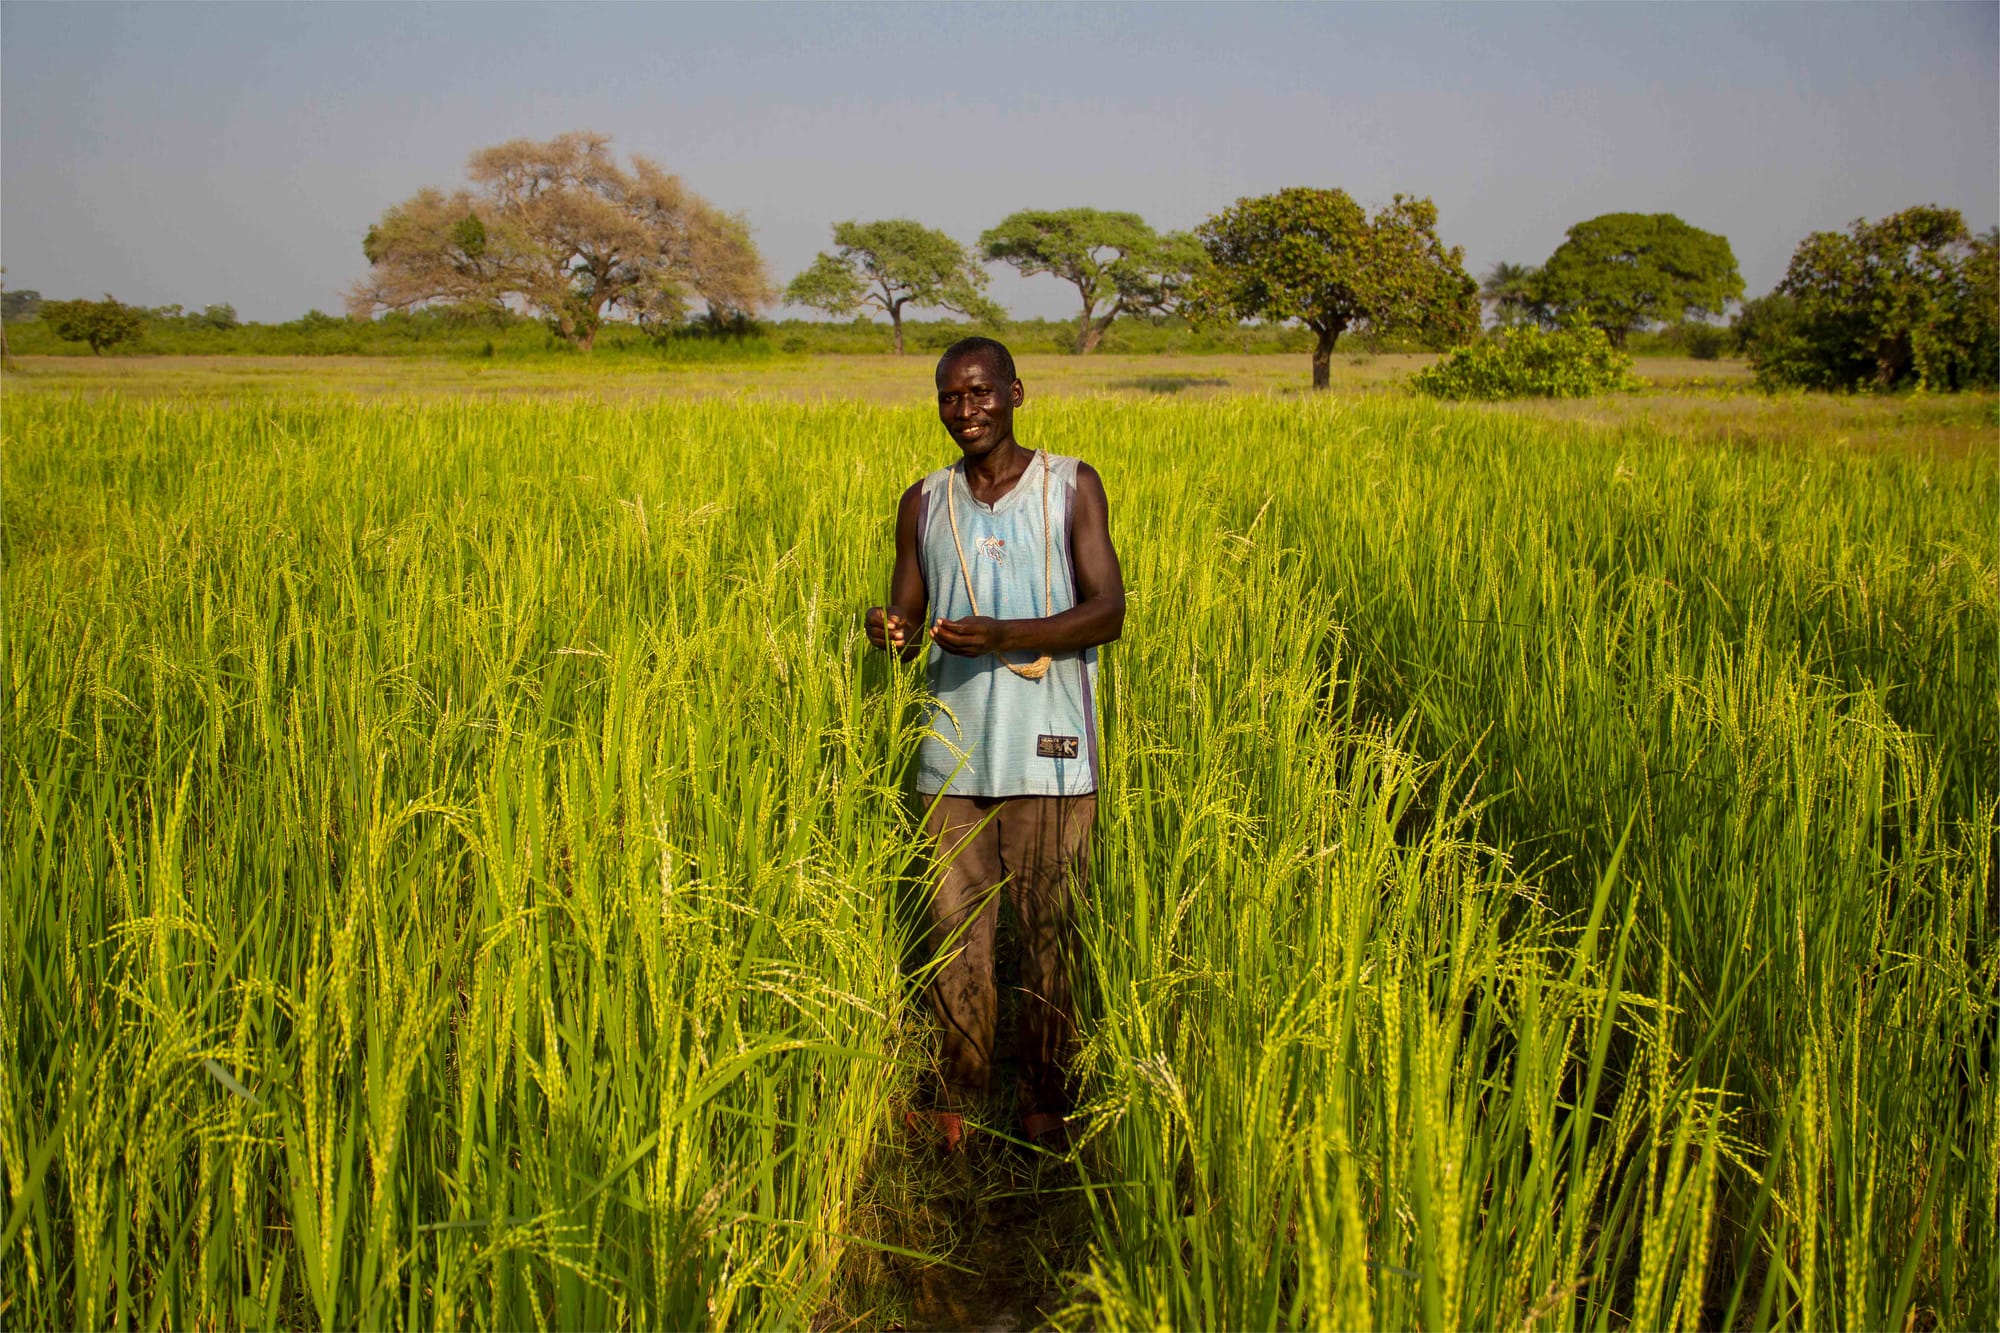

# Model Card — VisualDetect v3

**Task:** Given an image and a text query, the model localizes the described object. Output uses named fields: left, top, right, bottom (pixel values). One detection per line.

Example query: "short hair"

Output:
left=937, top=336, right=1016, bottom=384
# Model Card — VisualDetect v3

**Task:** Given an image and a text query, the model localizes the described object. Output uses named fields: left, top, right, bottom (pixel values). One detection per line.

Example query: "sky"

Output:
left=3, top=1, right=1995, bottom=324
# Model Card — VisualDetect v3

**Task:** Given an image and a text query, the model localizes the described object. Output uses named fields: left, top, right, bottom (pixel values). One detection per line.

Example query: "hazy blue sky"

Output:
left=3, top=2, right=1994, bottom=323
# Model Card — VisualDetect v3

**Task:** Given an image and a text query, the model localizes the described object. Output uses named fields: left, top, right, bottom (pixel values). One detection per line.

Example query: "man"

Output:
left=865, top=336, right=1125, bottom=1153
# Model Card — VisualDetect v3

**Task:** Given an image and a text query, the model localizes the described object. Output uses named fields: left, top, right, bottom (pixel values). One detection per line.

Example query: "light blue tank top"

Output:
left=914, top=451, right=1100, bottom=798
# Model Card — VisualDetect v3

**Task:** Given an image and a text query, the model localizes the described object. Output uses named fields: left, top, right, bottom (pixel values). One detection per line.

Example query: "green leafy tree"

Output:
left=1537, top=213, right=1743, bottom=348
left=1479, top=261, right=1546, bottom=329
left=979, top=209, right=1205, bottom=353
left=1752, top=208, right=1997, bottom=391
left=785, top=219, right=1002, bottom=354
left=1728, top=293, right=1801, bottom=365
left=1193, top=188, right=1477, bottom=389
left=351, top=132, right=772, bottom=350
left=1, top=287, right=42, bottom=323
left=41, top=295, right=146, bottom=354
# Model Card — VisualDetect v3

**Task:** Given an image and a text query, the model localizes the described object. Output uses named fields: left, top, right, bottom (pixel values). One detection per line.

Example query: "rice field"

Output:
left=2, top=379, right=1994, bottom=1330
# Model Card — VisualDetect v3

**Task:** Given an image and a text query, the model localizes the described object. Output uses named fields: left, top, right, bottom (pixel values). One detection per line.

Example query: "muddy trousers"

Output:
left=920, top=793, right=1096, bottom=1116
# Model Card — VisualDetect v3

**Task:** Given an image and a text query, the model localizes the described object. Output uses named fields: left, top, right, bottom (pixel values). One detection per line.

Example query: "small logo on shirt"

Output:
left=978, top=536, right=1007, bottom=564
left=1036, top=734, right=1080, bottom=759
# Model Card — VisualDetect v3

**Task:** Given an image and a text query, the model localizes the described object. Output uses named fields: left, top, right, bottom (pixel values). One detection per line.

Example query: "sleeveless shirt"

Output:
left=914, top=452, right=1100, bottom=798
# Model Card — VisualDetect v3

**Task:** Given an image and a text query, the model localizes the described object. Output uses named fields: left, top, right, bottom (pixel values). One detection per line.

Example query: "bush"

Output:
left=1682, top=323, right=1733, bottom=360
left=1410, top=325, right=1639, bottom=400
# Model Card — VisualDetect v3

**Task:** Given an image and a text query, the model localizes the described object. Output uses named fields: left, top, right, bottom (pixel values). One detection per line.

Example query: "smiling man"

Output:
left=865, top=336, right=1125, bottom=1152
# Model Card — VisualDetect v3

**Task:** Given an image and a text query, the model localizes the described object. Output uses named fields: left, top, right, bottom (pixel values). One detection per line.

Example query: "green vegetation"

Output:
left=39, top=295, right=147, bottom=354
left=1747, top=206, right=1999, bottom=392
left=1, top=287, right=44, bottom=323
left=979, top=209, right=1205, bottom=353
left=4, top=375, right=1991, bottom=1328
left=1194, top=188, right=1480, bottom=389
left=1411, top=324, right=1640, bottom=399
left=0, top=309, right=1347, bottom=361
left=1534, top=213, right=1744, bottom=349
left=785, top=220, right=1003, bottom=354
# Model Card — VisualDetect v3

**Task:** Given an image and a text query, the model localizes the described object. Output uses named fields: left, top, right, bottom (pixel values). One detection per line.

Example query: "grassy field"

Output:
left=2, top=361, right=1994, bottom=1329
left=3, top=350, right=1751, bottom=402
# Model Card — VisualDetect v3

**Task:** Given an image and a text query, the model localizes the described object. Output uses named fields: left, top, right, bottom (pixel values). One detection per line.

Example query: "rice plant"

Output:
left=2, top=390, right=1991, bottom=1329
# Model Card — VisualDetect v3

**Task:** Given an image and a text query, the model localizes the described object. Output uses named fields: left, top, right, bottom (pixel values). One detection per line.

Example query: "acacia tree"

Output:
left=980, top=209, right=1205, bottom=353
left=349, top=132, right=772, bottom=350
left=41, top=296, right=146, bottom=354
left=785, top=220, right=1002, bottom=354
left=1752, top=207, right=1997, bottom=391
left=1536, top=213, right=1742, bottom=348
left=1194, top=188, right=1477, bottom=389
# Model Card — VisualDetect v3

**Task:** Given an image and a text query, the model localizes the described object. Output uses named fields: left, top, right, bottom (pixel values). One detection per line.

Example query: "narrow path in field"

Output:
left=826, top=977, right=1094, bottom=1331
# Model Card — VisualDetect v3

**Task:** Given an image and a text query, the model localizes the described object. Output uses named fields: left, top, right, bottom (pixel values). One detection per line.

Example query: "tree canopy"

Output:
left=1536, top=213, right=1742, bottom=348
left=1194, top=188, right=1477, bottom=389
left=1747, top=207, right=1997, bottom=392
left=42, top=296, right=146, bottom=354
left=349, top=132, right=772, bottom=350
left=980, top=209, right=1205, bottom=353
left=1, top=287, right=42, bottom=323
left=785, top=220, right=1001, bottom=354
left=1479, top=261, right=1546, bottom=330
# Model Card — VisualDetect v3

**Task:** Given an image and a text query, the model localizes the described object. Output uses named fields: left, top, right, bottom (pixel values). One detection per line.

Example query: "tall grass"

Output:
left=3, top=392, right=1992, bottom=1328
left=1032, top=400, right=1996, bottom=1330
left=3, top=398, right=945, bottom=1327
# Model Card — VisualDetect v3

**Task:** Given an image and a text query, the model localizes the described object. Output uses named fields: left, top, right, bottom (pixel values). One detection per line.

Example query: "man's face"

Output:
left=936, top=352, right=1023, bottom=458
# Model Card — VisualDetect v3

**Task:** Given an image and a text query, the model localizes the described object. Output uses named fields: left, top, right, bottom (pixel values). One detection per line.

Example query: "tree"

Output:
left=1479, top=261, right=1545, bottom=329
left=1193, top=188, right=1478, bottom=390
left=1, top=287, right=42, bottom=323
left=350, top=132, right=772, bottom=350
left=1749, top=207, right=1997, bottom=392
left=979, top=209, right=1205, bottom=353
left=42, top=296, right=146, bottom=354
left=1536, top=213, right=1742, bottom=348
left=785, top=220, right=1002, bottom=354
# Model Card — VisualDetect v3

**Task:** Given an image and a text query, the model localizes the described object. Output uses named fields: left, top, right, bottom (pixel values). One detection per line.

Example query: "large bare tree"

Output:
left=349, top=132, right=773, bottom=349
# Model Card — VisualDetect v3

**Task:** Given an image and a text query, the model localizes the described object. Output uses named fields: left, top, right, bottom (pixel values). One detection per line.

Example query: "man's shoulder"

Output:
left=1067, top=458, right=1107, bottom=496
left=1037, top=452, right=1098, bottom=485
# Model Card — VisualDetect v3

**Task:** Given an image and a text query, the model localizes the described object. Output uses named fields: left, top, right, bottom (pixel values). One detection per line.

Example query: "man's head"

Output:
left=935, top=337, right=1024, bottom=460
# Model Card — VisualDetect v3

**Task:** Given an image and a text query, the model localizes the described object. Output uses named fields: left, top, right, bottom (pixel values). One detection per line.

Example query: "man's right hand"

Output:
left=866, top=606, right=916, bottom=652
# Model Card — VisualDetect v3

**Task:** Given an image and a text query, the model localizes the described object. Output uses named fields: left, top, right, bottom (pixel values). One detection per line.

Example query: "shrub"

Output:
left=1682, top=323, right=1733, bottom=360
left=1410, top=324, right=1639, bottom=400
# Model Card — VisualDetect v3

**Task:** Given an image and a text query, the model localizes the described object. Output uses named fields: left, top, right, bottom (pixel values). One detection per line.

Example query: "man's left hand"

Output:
left=931, top=616, right=1014, bottom=658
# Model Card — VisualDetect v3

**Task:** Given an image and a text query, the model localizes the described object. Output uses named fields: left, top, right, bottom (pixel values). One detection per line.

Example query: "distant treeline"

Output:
left=0, top=304, right=1449, bottom=360
left=0, top=299, right=1746, bottom=362
left=6, top=131, right=1990, bottom=391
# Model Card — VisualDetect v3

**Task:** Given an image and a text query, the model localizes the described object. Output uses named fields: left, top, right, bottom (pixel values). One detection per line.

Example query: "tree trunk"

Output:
left=1606, top=324, right=1628, bottom=350
left=1310, top=322, right=1341, bottom=390
left=1079, top=300, right=1121, bottom=355
left=579, top=289, right=611, bottom=353
left=891, top=303, right=906, bottom=355
left=1874, top=334, right=1910, bottom=390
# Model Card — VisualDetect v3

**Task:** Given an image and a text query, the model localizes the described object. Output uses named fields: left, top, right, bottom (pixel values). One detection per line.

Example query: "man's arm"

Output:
left=864, top=481, right=929, bottom=660
left=931, top=462, right=1124, bottom=658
